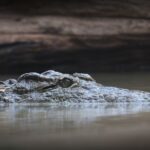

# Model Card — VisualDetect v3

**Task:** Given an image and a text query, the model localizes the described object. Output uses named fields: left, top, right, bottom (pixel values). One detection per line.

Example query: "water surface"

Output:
left=0, top=73, right=150, bottom=150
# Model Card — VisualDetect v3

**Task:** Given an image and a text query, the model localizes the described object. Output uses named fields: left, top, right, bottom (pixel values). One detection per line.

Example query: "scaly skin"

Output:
left=0, top=70, right=150, bottom=103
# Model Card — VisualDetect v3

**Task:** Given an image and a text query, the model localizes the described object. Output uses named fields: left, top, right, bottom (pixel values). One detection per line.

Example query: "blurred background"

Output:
left=0, top=0, right=150, bottom=74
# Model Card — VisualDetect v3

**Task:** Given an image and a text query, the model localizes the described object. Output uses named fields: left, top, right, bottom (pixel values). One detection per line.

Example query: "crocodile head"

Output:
left=0, top=70, right=150, bottom=103
left=0, top=70, right=104, bottom=103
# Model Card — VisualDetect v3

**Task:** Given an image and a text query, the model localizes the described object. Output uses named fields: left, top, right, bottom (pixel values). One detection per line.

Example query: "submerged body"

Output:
left=0, top=70, right=150, bottom=103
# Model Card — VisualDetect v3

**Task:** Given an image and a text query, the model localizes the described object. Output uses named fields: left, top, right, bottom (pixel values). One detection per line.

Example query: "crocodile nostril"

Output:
left=6, top=79, right=17, bottom=85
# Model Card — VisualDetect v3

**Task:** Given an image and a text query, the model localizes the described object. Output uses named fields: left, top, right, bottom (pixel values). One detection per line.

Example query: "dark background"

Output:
left=0, top=0, right=150, bottom=74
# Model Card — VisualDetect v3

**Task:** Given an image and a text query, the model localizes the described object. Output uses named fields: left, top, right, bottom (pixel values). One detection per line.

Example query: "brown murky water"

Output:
left=0, top=73, right=150, bottom=150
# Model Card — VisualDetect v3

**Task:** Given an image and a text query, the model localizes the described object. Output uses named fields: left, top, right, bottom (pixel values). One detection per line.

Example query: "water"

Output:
left=0, top=73, right=150, bottom=150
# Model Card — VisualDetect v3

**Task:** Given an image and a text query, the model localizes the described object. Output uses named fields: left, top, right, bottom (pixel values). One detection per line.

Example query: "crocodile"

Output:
left=0, top=70, right=150, bottom=103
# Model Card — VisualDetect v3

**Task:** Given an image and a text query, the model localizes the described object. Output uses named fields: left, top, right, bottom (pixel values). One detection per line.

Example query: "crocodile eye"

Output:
left=58, top=78, right=73, bottom=88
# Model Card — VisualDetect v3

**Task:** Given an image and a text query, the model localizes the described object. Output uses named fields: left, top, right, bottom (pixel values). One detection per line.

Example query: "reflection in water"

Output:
left=1, top=103, right=150, bottom=150
left=1, top=103, right=150, bottom=127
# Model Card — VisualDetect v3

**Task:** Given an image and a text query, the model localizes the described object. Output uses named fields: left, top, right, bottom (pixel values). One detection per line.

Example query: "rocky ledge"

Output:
left=0, top=0, right=150, bottom=73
